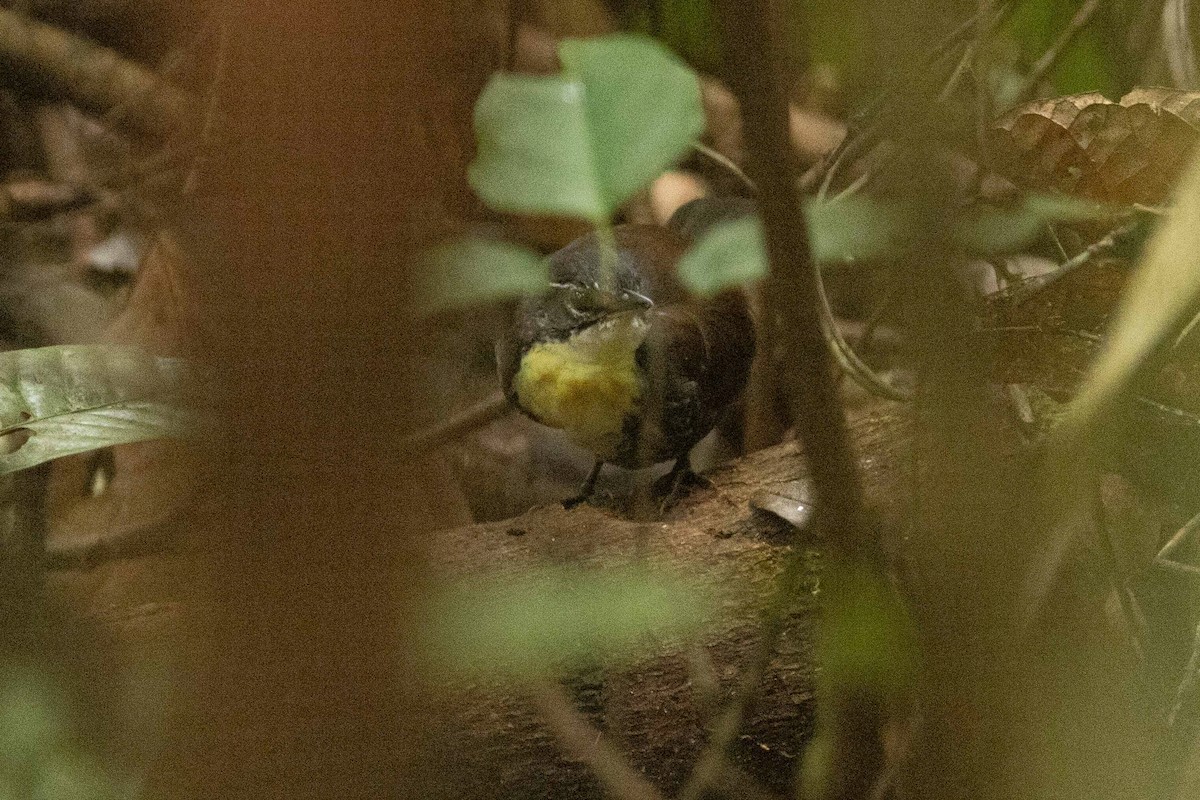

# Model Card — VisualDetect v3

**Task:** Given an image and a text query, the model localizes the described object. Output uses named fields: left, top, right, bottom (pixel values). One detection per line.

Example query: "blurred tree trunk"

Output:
left=141, top=2, right=460, bottom=797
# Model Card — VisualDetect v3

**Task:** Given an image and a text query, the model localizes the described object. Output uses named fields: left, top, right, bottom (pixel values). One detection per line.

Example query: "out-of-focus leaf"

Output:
left=1003, top=0, right=1120, bottom=96
left=0, top=345, right=192, bottom=475
left=676, top=215, right=766, bottom=294
left=801, top=560, right=917, bottom=799
left=470, top=75, right=604, bottom=221
left=989, top=89, right=1200, bottom=205
left=1047, top=142, right=1200, bottom=522
left=956, top=192, right=1118, bottom=253
left=819, top=562, right=918, bottom=697
left=623, top=0, right=721, bottom=75
left=469, top=34, right=703, bottom=222
left=808, top=196, right=909, bottom=263
left=0, top=667, right=124, bottom=800
left=427, top=565, right=710, bottom=678
left=675, top=196, right=906, bottom=295
left=558, top=35, right=704, bottom=214
left=417, top=237, right=547, bottom=313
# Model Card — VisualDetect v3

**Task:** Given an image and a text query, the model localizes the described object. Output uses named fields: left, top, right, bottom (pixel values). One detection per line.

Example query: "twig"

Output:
left=801, top=0, right=1015, bottom=196
left=0, top=179, right=96, bottom=221
left=398, top=392, right=511, bottom=456
left=181, top=17, right=229, bottom=197
left=677, top=556, right=805, bottom=800
left=693, top=141, right=757, bottom=195
left=1005, top=219, right=1138, bottom=305
left=35, top=104, right=104, bottom=272
left=1013, top=0, right=1103, bottom=100
left=713, top=4, right=889, bottom=800
left=1169, top=621, right=1200, bottom=729
left=530, top=680, right=666, bottom=800
left=1163, top=0, right=1199, bottom=88
left=0, top=8, right=197, bottom=139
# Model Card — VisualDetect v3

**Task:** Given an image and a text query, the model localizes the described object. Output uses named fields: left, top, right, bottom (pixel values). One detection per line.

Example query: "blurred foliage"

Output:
left=417, top=237, right=547, bottom=314
left=470, top=34, right=704, bottom=223
left=956, top=192, right=1118, bottom=253
left=0, top=668, right=124, bottom=800
left=677, top=192, right=1116, bottom=296
left=426, top=565, right=713, bottom=678
left=1051, top=143, right=1200, bottom=508
left=1002, top=0, right=1122, bottom=98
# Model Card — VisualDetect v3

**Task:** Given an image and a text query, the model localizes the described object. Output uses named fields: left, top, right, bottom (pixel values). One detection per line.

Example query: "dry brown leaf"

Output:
left=45, top=230, right=201, bottom=562
left=989, top=88, right=1200, bottom=204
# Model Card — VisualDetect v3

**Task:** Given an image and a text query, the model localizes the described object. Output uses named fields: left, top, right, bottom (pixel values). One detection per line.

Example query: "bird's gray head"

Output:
left=520, top=231, right=655, bottom=342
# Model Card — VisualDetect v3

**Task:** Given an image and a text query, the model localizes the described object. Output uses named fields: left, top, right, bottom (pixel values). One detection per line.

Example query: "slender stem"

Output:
left=1014, top=0, right=1103, bottom=100
left=531, top=680, right=667, bottom=800
left=711, top=2, right=870, bottom=560
left=397, top=392, right=511, bottom=457
left=711, top=5, right=893, bottom=800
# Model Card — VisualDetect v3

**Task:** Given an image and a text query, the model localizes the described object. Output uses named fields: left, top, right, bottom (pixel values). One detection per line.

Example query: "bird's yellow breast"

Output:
left=513, top=316, right=646, bottom=459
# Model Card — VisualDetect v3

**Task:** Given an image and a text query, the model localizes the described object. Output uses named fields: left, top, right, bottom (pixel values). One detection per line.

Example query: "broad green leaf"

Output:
left=469, top=34, right=704, bottom=221
left=675, top=196, right=906, bottom=295
left=956, top=193, right=1117, bottom=253
left=417, top=237, right=547, bottom=313
left=557, top=34, right=704, bottom=213
left=426, top=565, right=710, bottom=678
left=470, top=75, right=605, bottom=221
left=0, top=345, right=192, bottom=475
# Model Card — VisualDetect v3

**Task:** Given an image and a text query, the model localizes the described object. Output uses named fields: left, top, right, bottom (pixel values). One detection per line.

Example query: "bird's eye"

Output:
left=564, top=286, right=601, bottom=316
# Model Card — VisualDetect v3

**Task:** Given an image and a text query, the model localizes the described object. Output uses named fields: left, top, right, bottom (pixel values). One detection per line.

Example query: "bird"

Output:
left=496, top=197, right=757, bottom=507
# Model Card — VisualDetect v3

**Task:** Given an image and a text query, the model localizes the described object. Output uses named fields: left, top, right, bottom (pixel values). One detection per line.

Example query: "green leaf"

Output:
left=956, top=193, right=1118, bottom=253
left=675, top=196, right=905, bottom=295
left=558, top=35, right=704, bottom=213
left=808, top=196, right=908, bottom=263
left=470, top=74, right=605, bottom=221
left=469, top=34, right=704, bottom=221
left=676, top=215, right=766, bottom=295
left=417, top=237, right=547, bottom=313
left=426, top=565, right=710, bottom=678
left=0, top=667, right=126, bottom=800
left=0, top=345, right=193, bottom=475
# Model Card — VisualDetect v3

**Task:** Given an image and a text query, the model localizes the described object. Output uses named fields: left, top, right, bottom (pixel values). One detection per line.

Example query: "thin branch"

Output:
left=1005, top=219, right=1138, bottom=305
left=712, top=0, right=872, bottom=559
left=712, top=4, right=888, bottom=800
left=530, top=680, right=666, bottom=800
left=0, top=178, right=96, bottom=220
left=398, top=392, right=511, bottom=457
left=0, top=7, right=197, bottom=139
left=693, top=141, right=757, bottom=195
left=1014, top=0, right=1103, bottom=100
left=677, top=556, right=806, bottom=800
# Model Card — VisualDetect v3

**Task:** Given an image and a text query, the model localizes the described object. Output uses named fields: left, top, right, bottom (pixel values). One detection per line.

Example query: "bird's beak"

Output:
left=600, top=288, right=654, bottom=313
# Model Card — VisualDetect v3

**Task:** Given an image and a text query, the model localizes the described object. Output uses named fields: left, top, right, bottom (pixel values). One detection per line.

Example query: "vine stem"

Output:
left=710, top=4, right=892, bottom=800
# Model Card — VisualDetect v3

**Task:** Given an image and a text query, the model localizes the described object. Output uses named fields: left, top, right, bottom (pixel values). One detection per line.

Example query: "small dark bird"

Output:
left=496, top=198, right=757, bottom=506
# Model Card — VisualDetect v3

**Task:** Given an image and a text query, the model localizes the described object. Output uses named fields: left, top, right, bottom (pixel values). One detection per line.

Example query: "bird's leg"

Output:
left=563, top=459, right=605, bottom=509
left=653, top=452, right=711, bottom=508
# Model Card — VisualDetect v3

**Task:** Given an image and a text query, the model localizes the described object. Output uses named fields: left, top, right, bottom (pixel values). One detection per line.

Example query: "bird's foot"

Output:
left=562, top=492, right=592, bottom=510
left=653, top=461, right=711, bottom=511
left=563, top=460, right=605, bottom=510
